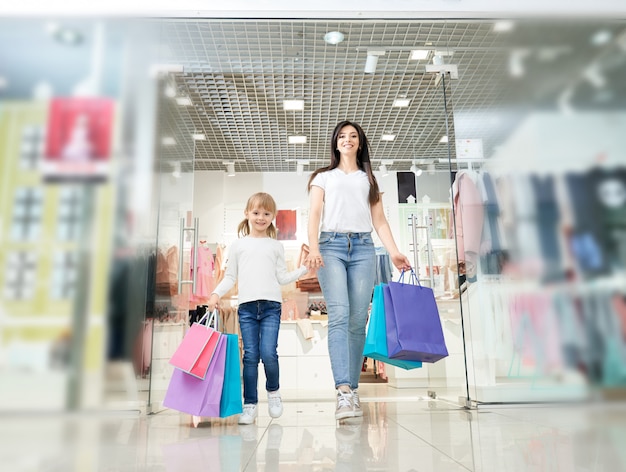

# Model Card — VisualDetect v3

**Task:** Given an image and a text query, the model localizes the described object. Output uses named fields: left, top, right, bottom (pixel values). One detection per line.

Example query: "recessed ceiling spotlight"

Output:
left=410, top=50, right=430, bottom=60
left=161, top=137, right=176, bottom=146
left=324, top=31, right=345, bottom=45
left=283, top=100, right=305, bottom=110
left=192, top=133, right=206, bottom=140
left=288, top=136, right=307, bottom=144
left=393, top=99, right=411, bottom=107
left=176, top=97, right=192, bottom=106
left=439, top=135, right=448, bottom=143
left=381, top=134, right=396, bottom=141
left=591, top=30, right=612, bottom=46
left=493, top=21, right=515, bottom=33
left=164, top=85, right=176, bottom=98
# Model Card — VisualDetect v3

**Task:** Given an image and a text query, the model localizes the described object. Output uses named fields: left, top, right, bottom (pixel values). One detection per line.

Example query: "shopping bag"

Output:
left=363, top=284, right=423, bottom=370
left=169, top=310, right=221, bottom=379
left=163, top=334, right=227, bottom=417
left=385, top=270, right=448, bottom=363
left=219, top=333, right=243, bottom=417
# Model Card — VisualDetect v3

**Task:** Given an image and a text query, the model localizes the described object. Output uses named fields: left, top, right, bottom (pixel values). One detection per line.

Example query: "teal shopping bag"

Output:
left=363, top=284, right=422, bottom=370
left=219, top=333, right=244, bottom=417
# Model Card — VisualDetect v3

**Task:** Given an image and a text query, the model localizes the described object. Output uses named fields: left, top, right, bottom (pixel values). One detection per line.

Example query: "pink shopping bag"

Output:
left=169, top=312, right=221, bottom=379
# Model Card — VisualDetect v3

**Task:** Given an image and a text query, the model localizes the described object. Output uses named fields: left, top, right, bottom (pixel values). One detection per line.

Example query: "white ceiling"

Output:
left=154, top=18, right=626, bottom=174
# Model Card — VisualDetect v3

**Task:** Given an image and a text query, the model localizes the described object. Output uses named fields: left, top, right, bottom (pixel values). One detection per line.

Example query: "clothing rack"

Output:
left=407, top=213, right=434, bottom=288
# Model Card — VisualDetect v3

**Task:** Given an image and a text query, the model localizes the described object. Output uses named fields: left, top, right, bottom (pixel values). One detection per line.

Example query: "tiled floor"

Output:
left=2, top=384, right=626, bottom=471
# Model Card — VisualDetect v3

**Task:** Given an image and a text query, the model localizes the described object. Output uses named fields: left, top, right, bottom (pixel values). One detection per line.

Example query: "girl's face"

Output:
left=337, top=125, right=359, bottom=156
left=245, top=205, right=274, bottom=236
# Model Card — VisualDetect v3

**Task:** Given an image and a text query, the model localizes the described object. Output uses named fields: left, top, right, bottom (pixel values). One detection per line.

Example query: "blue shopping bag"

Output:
left=363, top=284, right=423, bottom=370
left=219, top=333, right=243, bottom=417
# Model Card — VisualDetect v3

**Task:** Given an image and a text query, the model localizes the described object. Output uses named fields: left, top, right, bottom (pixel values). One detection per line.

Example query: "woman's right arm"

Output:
left=305, top=185, right=325, bottom=269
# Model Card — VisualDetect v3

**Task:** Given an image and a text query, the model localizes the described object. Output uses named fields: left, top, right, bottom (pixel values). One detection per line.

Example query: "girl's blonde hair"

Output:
left=237, top=192, right=278, bottom=238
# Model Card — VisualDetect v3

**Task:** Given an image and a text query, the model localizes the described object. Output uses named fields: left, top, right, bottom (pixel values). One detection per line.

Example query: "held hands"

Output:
left=391, top=252, right=412, bottom=272
left=207, top=293, right=220, bottom=313
left=303, top=249, right=324, bottom=271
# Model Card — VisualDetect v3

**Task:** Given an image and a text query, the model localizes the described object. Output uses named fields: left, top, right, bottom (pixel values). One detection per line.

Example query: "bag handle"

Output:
left=197, top=308, right=220, bottom=330
left=398, top=268, right=422, bottom=287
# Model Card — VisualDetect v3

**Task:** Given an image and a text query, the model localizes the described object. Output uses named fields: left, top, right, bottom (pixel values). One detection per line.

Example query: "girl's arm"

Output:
left=207, top=244, right=239, bottom=311
left=371, top=198, right=412, bottom=271
left=275, top=244, right=309, bottom=285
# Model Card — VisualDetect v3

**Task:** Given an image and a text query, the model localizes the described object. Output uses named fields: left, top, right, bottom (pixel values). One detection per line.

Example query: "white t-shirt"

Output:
left=211, top=236, right=308, bottom=304
left=311, top=168, right=373, bottom=232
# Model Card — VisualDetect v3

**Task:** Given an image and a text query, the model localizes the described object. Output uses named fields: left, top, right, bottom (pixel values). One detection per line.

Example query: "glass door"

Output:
left=145, top=72, right=198, bottom=413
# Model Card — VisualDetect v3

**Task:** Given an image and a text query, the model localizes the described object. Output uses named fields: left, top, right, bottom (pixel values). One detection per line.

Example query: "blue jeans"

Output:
left=317, top=232, right=376, bottom=390
left=237, top=300, right=282, bottom=404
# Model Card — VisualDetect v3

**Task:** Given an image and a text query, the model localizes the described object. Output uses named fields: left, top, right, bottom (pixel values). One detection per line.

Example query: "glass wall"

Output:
left=450, top=19, right=626, bottom=405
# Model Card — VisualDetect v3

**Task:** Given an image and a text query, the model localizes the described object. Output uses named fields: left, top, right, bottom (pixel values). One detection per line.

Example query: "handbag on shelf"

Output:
left=363, top=284, right=423, bottom=370
left=169, top=309, right=221, bottom=379
left=385, top=270, right=449, bottom=363
left=163, top=334, right=227, bottom=417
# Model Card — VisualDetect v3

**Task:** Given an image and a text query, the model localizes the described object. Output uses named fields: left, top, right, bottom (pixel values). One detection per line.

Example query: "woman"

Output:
left=305, top=120, right=411, bottom=420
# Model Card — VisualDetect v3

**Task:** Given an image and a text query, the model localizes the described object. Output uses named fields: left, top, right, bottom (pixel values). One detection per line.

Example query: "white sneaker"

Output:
left=238, top=404, right=258, bottom=425
left=335, top=389, right=355, bottom=420
left=268, top=390, right=283, bottom=418
left=352, top=389, right=363, bottom=417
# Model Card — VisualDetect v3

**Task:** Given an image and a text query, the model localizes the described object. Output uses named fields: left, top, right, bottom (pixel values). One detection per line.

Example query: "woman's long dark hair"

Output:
left=307, top=120, right=381, bottom=205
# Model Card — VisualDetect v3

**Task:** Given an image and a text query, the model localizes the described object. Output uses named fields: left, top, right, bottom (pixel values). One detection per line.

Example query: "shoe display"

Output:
left=268, top=390, right=283, bottom=418
left=335, top=389, right=355, bottom=420
left=238, top=404, right=258, bottom=425
left=352, top=389, right=363, bottom=417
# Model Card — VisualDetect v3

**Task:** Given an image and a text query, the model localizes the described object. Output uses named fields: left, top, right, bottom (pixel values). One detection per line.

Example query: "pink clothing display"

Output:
left=450, top=171, right=485, bottom=276
left=190, top=245, right=215, bottom=305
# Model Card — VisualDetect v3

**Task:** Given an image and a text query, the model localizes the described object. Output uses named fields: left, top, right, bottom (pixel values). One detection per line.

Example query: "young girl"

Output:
left=208, top=192, right=308, bottom=425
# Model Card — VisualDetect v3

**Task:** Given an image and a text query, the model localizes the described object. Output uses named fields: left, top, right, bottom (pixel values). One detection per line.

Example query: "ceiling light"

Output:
left=164, top=85, right=176, bottom=98
left=509, top=49, right=529, bottom=77
left=583, top=65, right=606, bottom=88
left=439, top=135, right=448, bottom=143
left=393, top=99, right=411, bottom=107
left=410, top=164, right=423, bottom=176
left=288, top=136, right=307, bottom=144
left=381, top=134, right=395, bottom=141
left=379, top=164, right=388, bottom=177
left=224, top=162, right=236, bottom=177
left=192, top=133, right=206, bottom=140
left=364, top=50, right=386, bottom=74
left=176, top=97, right=192, bottom=106
left=161, top=137, right=176, bottom=146
left=410, top=50, right=430, bottom=60
left=493, top=21, right=515, bottom=33
left=283, top=100, right=304, bottom=111
left=296, top=163, right=304, bottom=176
left=172, top=162, right=181, bottom=179
left=324, top=31, right=345, bottom=45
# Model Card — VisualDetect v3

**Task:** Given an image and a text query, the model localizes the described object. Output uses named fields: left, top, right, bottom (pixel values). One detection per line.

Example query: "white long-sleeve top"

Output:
left=211, top=236, right=308, bottom=304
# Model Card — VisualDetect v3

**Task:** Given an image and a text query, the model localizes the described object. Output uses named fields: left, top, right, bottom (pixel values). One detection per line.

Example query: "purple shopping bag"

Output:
left=163, top=335, right=227, bottom=417
left=385, top=270, right=448, bottom=363
left=363, top=284, right=423, bottom=370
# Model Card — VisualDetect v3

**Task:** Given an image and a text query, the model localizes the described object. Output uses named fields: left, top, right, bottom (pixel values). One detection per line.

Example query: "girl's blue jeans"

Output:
left=237, top=300, right=282, bottom=404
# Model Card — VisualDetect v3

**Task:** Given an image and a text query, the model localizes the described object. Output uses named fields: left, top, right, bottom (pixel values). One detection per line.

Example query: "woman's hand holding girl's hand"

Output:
left=304, top=249, right=324, bottom=270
